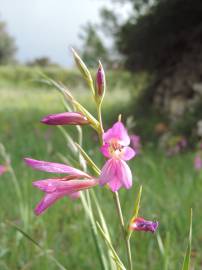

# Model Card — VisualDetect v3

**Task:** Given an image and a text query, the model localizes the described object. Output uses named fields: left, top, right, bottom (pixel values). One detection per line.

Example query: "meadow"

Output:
left=0, top=67, right=201, bottom=270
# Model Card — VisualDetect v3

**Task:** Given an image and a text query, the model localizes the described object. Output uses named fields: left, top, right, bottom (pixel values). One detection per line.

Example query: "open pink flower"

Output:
left=130, top=217, right=158, bottom=233
left=41, top=112, right=89, bottom=126
left=0, top=165, right=7, bottom=176
left=99, top=121, right=135, bottom=192
left=24, top=158, right=98, bottom=215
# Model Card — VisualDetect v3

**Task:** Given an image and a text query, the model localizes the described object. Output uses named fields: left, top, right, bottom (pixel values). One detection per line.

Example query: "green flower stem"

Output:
left=81, top=192, right=108, bottom=270
left=113, top=192, right=133, bottom=270
left=97, top=103, right=104, bottom=142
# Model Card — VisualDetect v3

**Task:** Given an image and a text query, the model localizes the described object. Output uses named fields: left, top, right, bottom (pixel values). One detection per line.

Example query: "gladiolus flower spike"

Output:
left=99, top=121, right=136, bottom=192
left=24, top=158, right=98, bottom=215
left=130, top=217, right=159, bottom=233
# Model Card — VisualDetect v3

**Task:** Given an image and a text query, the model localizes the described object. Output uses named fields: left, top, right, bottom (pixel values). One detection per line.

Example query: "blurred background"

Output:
left=0, top=0, right=202, bottom=269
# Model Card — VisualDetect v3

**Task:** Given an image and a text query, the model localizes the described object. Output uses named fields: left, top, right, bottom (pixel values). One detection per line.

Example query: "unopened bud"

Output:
left=41, top=112, right=89, bottom=126
left=71, top=48, right=94, bottom=95
left=130, top=217, right=159, bottom=233
left=96, top=61, right=106, bottom=100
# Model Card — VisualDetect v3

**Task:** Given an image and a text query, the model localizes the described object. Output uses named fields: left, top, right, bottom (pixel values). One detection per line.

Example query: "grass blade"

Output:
left=6, top=220, right=67, bottom=270
left=181, top=208, right=193, bottom=270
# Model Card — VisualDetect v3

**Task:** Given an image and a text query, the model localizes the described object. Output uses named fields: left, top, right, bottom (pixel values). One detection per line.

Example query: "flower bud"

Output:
left=41, top=112, right=89, bottom=126
left=71, top=48, right=94, bottom=95
left=96, top=61, right=106, bottom=99
left=130, top=217, right=158, bottom=233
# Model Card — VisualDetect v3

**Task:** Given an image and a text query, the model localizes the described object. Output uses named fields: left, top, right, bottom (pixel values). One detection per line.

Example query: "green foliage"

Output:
left=0, top=81, right=201, bottom=269
left=0, top=65, right=138, bottom=92
left=27, top=57, right=59, bottom=67
left=181, top=209, right=192, bottom=270
left=0, top=18, right=16, bottom=65
left=117, top=0, right=202, bottom=71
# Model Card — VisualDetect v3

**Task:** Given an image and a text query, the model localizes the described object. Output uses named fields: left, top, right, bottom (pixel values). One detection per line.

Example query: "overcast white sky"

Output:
left=0, top=0, right=119, bottom=66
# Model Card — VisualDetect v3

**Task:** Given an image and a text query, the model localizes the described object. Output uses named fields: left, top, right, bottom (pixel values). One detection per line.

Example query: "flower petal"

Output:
left=24, top=158, right=90, bottom=178
left=41, top=112, right=89, bottom=125
left=108, top=174, right=122, bottom=192
left=117, top=160, right=133, bottom=189
left=122, top=147, right=136, bottom=160
left=33, top=178, right=98, bottom=193
left=69, top=191, right=81, bottom=199
left=103, top=122, right=130, bottom=146
left=34, top=191, right=68, bottom=215
left=100, top=143, right=111, bottom=158
left=99, top=158, right=116, bottom=186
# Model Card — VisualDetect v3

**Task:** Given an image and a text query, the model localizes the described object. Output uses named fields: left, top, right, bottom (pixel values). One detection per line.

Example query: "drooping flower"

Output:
left=24, top=158, right=98, bottom=215
left=194, top=155, right=202, bottom=171
left=130, top=135, right=141, bottom=155
left=0, top=164, right=7, bottom=176
left=130, top=217, right=158, bottom=233
left=99, top=121, right=136, bottom=192
left=41, top=112, right=89, bottom=126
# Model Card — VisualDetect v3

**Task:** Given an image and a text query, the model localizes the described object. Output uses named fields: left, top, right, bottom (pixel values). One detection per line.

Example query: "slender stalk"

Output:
left=80, top=192, right=108, bottom=270
left=97, top=104, right=104, bottom=142
left=76, top=126, right=107, bottom=270
left=113, top=192, right=133, bottom=270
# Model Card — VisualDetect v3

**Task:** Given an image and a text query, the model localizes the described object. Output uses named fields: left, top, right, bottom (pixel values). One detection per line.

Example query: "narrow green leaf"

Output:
left=6, top=220, right=67, bottom=270
left=75, top=143, right=100, bottom=175
left=58, top=126, right=78, bottom=155
left=96, top=222, right=126, bottom=270
left=80, top=193, right=108, bottom=270
left=181, top=208, right=193, bottom=270
left=132, top=185, right=142, bottom=220
left=127, top=185, right=142, bottom=239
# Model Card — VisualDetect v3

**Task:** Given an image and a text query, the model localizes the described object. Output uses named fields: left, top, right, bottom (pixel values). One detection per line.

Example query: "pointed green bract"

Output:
left=181, top=209, right=193, bottom=270
left=71, top=48, right=95, bottom=95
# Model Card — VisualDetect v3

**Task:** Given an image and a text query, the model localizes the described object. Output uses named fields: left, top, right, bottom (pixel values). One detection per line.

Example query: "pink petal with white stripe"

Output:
left=99, top=158, right=133, bottom=192
left=24, top=158, right=90, bottom=178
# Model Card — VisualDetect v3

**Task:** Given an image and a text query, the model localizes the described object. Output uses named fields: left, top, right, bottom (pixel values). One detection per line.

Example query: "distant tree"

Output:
left=117, top=0, right=202, bottom=71
left=0, top=18, right=16, bottom=64
left=79, top=23, right=112, bottom=68
left=27, top=57, right=59, bottom=67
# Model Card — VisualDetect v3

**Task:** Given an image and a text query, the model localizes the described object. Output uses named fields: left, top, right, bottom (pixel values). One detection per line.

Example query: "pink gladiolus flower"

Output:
left=0, top=165, right=7, bottom=176
left=24, top=158, right=98, bottom=215
left=41, top=112, right=89, bottom=126
left=130, top=217, right=158, bottom=233
left=194, top=155, right=202, bottom=171
left=99, top=121, right=136, bottom=192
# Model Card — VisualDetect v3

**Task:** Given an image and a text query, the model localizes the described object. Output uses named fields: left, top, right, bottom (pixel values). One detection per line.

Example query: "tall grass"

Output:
left=0, top=69, right=201, bottom=269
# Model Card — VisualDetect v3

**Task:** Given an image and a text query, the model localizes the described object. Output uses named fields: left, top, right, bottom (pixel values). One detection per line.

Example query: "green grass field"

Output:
left=0, top=68, right=201, bottom=269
